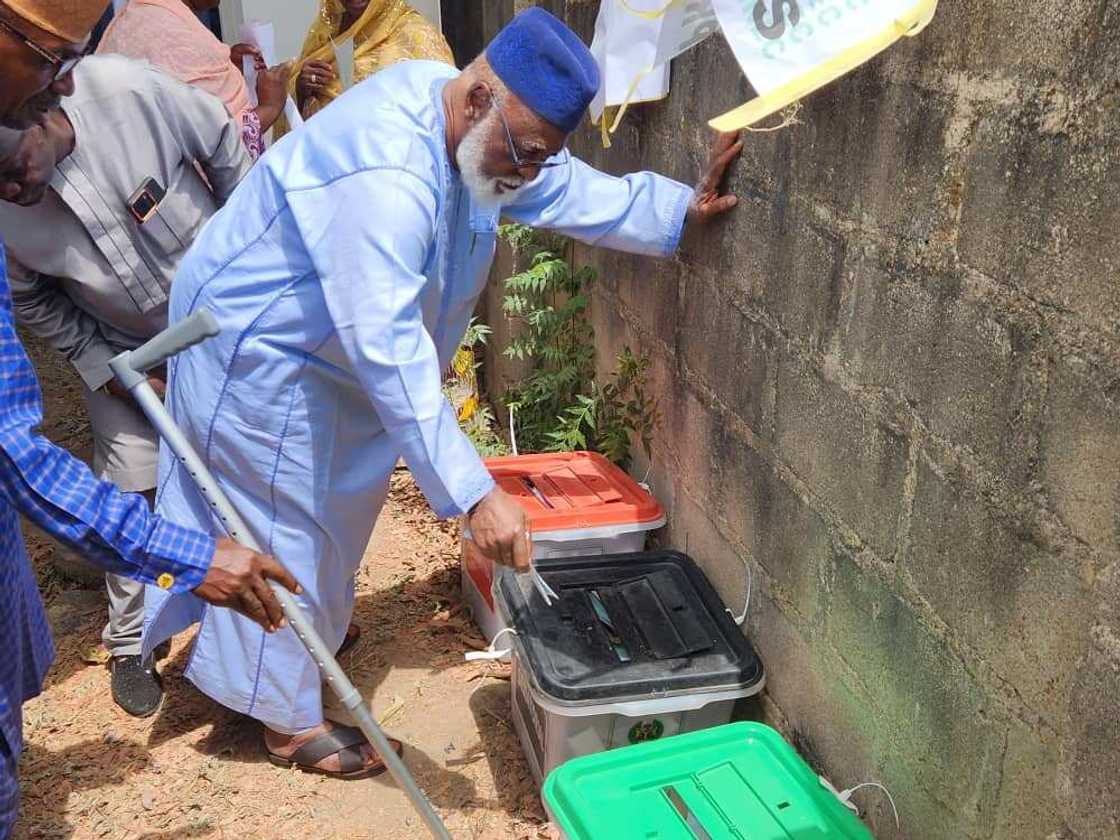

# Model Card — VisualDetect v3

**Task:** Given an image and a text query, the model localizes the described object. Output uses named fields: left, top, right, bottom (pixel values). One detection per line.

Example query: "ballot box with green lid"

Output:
left=543, top=722, right=876, bottom=840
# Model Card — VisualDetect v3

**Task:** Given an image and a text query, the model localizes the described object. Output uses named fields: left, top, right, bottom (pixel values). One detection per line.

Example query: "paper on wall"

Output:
left=589, top=0, right=721, bottom=145
left=653, top=0, right=720, bottom=66
left=589, top=0, right=672, bottom=122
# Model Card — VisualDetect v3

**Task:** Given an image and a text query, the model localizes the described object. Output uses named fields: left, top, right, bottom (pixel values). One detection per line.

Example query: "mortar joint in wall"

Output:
left=636, top=256, right=1105, bottom=577
left=668, top=478, right=815, bottom=628
left=669, top=390, right=1061, bottom=739
left=893, top=435, right=924, bottom=566
left=893, top=563, right=1061, bottom=738
left=593, top=284, right=678, bottom=363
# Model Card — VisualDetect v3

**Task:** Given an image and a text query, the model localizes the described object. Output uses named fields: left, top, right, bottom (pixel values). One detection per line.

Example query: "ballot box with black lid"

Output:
left=496, top=551, right=765, bottom=784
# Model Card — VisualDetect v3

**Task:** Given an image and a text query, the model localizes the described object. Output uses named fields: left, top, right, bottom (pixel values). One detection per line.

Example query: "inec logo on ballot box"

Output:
left=628, top=719, right=665, bottom=744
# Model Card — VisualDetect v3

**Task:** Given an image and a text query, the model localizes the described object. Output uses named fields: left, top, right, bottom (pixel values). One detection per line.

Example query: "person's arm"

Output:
left=506, top=153, right=693, bottom=257
left=7, top=255, right=119, bottom=391
left=0, top=276, right=302, bottom=628
left=150, top=71, right=252, bottom=203
left=506, top=132, right=743, bottom=255
left=295, top=59, right=336, bottom=111
left=0, top=114, right=70, bottom=206
left=287, top=168, right=495, bottom=518
left=253, top=62, right=292, bottom=136
left=0, top=290, right=212, bottom=590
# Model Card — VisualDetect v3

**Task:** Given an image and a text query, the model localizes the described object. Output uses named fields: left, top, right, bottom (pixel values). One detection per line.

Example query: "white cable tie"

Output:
left=726, top=556, right=752, bottom=626
left=509, top=405, right=519, bottom=457
left=464, top=627, right=517, bottom=662
left=819, top=776, right=857, bottom=813
left=530, top=565, right=558, bottom=606
left=842, top=782, right=901, bottom=832
left=820, top=776, right=901, bottom=832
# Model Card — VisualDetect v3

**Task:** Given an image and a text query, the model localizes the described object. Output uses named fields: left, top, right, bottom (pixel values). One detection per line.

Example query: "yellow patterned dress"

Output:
left=272, top=0, right=454, bottom=138
left=449, top=346, right=479, bottom=422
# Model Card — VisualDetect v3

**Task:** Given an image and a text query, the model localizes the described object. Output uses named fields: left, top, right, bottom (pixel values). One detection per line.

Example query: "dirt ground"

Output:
left=16, top=336, right=548, bottom=840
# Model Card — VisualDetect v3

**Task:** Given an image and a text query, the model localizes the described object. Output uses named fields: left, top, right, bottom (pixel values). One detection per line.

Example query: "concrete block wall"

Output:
left=448, top=2, right=1120, bottom=836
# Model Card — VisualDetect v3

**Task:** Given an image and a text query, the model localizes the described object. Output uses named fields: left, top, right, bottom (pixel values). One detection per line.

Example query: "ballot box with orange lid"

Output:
left=461, top=451, right=667, bottom=643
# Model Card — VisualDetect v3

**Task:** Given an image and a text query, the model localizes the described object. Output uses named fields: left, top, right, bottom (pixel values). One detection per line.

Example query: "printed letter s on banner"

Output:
left=752, top=0, right=800, bottom=39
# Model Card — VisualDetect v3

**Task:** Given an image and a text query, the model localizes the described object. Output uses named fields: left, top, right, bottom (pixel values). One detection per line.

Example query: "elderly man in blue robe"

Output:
left=144, top=7, right=743, bottom=778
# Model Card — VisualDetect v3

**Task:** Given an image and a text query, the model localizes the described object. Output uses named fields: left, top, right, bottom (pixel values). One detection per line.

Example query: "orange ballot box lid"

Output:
left=483, top=451, right=664, bottom=535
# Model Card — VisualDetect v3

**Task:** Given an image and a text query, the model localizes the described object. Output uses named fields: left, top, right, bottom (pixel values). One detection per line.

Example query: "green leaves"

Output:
left=496, top=227, right=658, bottom=467
left=461, top=403, right=509, bottom=457
left=462, top=318, right=492, bottom=348
left=498, top=222, right=537, bottom=252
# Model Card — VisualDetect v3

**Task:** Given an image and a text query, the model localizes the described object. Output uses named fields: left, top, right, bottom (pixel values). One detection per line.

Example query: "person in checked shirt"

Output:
left=0, top=0, right=301, bottom=834
left=0, top=52, right=254, bottom=719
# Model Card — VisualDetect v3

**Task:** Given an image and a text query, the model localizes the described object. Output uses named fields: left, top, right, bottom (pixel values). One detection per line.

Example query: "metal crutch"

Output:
left=108, top=309, right=452, bottom=840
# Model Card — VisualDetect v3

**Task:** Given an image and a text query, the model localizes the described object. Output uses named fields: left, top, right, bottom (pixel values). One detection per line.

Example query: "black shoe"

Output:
left=110, top=655, right=164, bottom=717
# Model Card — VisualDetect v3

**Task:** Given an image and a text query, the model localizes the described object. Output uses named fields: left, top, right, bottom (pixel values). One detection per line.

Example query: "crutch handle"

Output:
left=130, top=309, right=220, bottom=374
left=109, top=310, right=220, bottom=386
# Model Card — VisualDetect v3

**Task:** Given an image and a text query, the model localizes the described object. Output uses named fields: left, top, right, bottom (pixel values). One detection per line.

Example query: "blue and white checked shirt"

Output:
left=0, top=243, right=215, bottom=763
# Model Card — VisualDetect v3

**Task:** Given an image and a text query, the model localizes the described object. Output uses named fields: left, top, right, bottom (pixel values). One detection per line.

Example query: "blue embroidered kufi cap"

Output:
left=485, top=7, right=600, bottom=134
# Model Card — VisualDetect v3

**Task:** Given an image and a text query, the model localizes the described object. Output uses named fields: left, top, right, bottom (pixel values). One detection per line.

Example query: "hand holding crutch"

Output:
left=194, top=538, right=301, bottom=633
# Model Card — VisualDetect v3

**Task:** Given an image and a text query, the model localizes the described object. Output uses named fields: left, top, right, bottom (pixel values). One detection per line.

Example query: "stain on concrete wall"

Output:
left=451, top=2, right=1120, bottom=836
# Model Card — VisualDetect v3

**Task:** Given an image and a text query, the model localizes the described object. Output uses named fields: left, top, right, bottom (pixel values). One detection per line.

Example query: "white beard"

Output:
left=455, top=110, right=526, bottom=205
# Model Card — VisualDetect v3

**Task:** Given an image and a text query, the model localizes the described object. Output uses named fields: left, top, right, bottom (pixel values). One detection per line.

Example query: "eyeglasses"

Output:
left=0, top=17, right=87, bottom=81
left=487, top=87, right=566, bottom=172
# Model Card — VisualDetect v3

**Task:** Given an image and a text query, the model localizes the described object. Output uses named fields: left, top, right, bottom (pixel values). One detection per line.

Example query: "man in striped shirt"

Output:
left=0, top=1, right=301, bottom=833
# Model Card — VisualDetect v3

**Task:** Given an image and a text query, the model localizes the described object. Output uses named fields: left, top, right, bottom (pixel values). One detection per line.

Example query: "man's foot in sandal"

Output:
left=264, top=721, right=403, bottom=779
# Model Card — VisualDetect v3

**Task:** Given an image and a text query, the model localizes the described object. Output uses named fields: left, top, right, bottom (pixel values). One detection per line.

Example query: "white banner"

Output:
left=712, top=0, right=927, bottom=92
left=708, top=0, right=937, bottom=128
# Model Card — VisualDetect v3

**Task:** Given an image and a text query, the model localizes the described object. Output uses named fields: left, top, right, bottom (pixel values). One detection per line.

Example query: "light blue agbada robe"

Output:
left=144, top=60, right=692, bottom=732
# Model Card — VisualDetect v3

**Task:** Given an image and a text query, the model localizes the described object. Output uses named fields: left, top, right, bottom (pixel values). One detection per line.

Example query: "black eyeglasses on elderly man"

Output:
left=485, top=85, right=567, bottom=172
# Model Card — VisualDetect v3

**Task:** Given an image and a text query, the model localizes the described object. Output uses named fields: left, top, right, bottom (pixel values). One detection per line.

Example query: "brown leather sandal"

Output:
left=265, top=725, right=403, bottom=780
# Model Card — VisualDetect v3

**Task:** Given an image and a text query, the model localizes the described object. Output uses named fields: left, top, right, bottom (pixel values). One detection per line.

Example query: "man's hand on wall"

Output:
left=687, top=131, right=743, bottom=225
